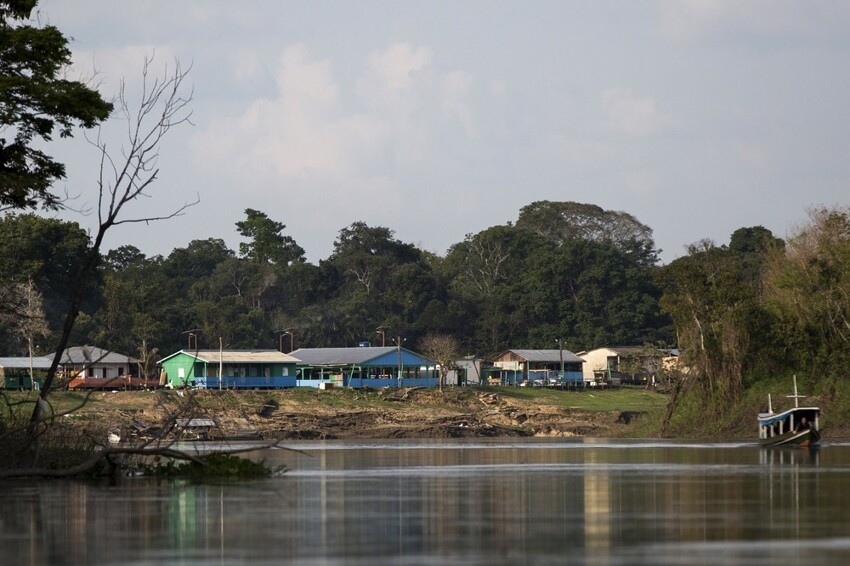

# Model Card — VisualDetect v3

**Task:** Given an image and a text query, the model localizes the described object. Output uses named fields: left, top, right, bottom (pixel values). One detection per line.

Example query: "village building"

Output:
left=445, top=356, right=483, bottom=386
left=577, top=346, right=674, bottom=386
left=2, top=346, right=143, bottom=390
left=488, top=349, right=585, bottom=386
left=291, top=346, right=438, bottom=388
left=158, top=349, right=300, bottom=388
left=0, top=356, right=52, bottom=390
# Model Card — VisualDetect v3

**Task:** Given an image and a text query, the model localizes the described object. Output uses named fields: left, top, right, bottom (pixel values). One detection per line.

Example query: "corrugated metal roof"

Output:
left=45, top=346, right=140, bottom=365
left=181, top=350, right=300, bottom=364
left=0, top=356, right=53, bottom=369
left=291, top=347, right=401, bottom=366
left=502, top=349, right=585, bottom=363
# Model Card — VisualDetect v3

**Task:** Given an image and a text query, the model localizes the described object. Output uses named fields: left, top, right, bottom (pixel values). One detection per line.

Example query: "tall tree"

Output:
left=515, top=201, right=655, bottom=252
left=0, top=0, right=113, bottom=211
left=236, top=208, right=304, bottom=266
left=763, top=208, right=850, bottom=376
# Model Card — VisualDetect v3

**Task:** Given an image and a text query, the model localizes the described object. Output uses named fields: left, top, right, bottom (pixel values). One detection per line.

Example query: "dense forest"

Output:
left=0, top=201, right=672, bottom=368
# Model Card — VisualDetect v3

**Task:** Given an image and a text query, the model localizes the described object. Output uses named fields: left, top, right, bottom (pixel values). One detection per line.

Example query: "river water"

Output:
left=2, top=438, right=850, bottom=565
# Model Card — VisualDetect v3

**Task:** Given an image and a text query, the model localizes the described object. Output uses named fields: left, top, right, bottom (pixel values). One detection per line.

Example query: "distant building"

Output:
left=489, top=349, right=585, bottom=385
left=0, top=356, right=51, bottom=390
left=158, top=349, right=300, bottom=388
left=50, top=346, right=139, bottom=380
left=577, top=346, right=668, bottom=386
left=445, top=356, right=483, bottom=386
left=291, top=346, right=438, bottom=388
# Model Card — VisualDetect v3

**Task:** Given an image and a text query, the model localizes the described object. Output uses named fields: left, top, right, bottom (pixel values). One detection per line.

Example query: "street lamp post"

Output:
left=182, top=328, right=201, bottom=351
left=376, top=326, right=388, bottom=347
left=275, top=328, right=295, bottom=353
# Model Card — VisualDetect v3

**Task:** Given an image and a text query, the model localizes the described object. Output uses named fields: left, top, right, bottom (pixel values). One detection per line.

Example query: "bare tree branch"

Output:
left=30, top=56, right=198, bottom=430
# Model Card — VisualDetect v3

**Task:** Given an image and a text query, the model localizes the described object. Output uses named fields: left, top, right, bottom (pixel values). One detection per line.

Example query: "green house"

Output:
left=158, top=350, right=300, bottom=388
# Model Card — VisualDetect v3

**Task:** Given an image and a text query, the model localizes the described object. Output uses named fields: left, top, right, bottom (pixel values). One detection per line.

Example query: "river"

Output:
left=2, top=438, right=849, bottom=565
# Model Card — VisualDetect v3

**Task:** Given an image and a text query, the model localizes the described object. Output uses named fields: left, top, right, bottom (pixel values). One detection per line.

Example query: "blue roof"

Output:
left=290, top=347, right=435, bottom=367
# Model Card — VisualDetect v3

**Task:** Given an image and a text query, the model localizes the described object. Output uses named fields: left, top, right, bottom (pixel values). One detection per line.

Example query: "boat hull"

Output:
left=759, top=427, right=820, bottom=447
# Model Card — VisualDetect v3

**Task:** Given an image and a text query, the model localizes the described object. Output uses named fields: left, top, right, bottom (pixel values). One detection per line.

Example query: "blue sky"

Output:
left=36, top=0, right=850, bottom=263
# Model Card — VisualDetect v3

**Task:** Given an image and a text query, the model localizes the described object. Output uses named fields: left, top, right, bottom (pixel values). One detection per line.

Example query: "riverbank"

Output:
left=28, top=386, right=670, bottom=441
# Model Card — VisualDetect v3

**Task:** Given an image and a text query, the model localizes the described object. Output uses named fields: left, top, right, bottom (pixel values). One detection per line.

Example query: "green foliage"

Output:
left=236, top=208, right=304, bottom=266
left=515, top=200, right=655, bottom=251
left=0, top=213, right=99, bottom=353
left=0, top=0, right=112, bottom=211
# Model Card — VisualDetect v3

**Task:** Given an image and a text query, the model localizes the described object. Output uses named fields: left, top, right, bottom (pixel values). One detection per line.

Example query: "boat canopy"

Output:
left=758, top=407, right=819, bottom=427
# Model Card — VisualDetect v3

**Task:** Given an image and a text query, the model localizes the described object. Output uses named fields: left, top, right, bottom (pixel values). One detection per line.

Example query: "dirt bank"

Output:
left=55, top=387, right=649, bottom=441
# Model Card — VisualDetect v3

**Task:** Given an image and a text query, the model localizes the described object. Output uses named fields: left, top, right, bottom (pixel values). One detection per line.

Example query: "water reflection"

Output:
left=2, top=440, right=850, bottom=565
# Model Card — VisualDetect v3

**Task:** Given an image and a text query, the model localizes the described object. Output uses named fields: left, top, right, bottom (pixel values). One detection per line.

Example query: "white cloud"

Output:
left=189, top=41, right=486, bottom=245
left=600, top=87, right=672, bottom=137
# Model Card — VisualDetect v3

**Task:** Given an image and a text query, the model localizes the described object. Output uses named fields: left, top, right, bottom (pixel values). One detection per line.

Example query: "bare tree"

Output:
left=419, top=334, right=460, bottom=393
left=14, top=280, right=50, bottom=388
left=30, top=56, right=198, bottom=429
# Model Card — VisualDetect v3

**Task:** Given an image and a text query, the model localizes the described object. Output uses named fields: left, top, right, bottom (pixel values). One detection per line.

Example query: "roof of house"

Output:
left=0, top=356, right=53, bottom=369
left=497, top=349, right=584, bottom=363
left=159, top=349, right=300, bottom=364
left=577, top=346, right=671, bottom=357
left=46, top=346, right=140, bottom=365
left=290, top=346, right=434, bottom=366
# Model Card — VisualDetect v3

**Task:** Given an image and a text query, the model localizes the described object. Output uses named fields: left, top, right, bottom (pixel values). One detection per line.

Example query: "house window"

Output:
left=282, top=366, right=289, bottom=377
left=178, top=367, right=185, bottom=379
left=118, top=367, right=125, bottom=376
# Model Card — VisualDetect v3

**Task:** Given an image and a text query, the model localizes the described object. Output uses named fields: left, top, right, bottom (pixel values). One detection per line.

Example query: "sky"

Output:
left=34, top=0, right=850, bottom=264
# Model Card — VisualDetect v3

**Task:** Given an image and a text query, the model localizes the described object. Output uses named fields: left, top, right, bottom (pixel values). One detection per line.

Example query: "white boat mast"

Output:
left=786, top=374, right=806, bottom=408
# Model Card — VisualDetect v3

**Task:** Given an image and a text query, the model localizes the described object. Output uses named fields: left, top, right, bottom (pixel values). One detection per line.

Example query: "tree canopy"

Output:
left=0, top=0, right=113, bottom=211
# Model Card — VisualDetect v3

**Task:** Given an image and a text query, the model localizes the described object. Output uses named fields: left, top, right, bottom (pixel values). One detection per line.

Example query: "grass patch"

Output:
left=492, top=386, right=668, bottom=412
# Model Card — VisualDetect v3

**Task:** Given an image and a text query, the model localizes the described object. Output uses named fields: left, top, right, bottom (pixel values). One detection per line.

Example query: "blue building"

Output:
left=489, top=349, right=585, bottom=386
left=291, top=346, right=439, bottom=388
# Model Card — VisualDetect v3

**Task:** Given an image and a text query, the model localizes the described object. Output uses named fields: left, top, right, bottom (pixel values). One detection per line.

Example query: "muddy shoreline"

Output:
left=67, top=387, right=645, bottom=442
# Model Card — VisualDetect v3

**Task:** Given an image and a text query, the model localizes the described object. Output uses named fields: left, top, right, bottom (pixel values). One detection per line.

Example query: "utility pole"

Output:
left=557, top=338, right=564, bottom=389
left=393, top=336, right=406, bottom=388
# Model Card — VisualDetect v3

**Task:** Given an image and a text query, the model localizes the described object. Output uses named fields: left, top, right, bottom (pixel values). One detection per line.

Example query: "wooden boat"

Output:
left=757, top=376, right=821, bottom=447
